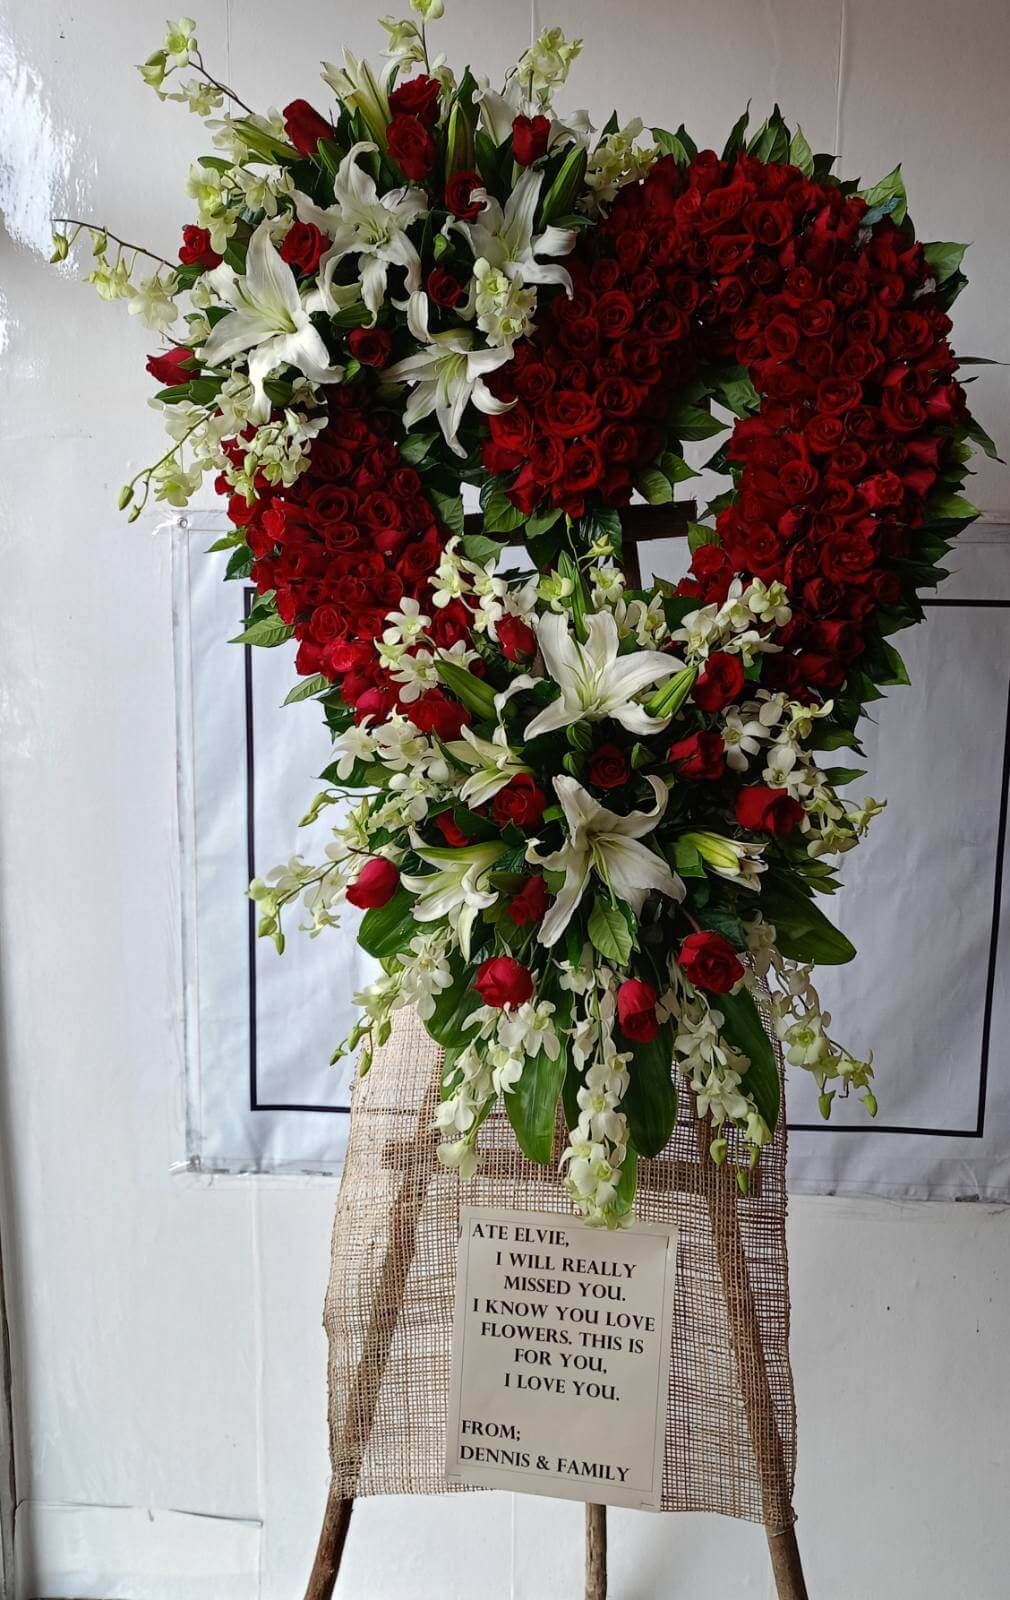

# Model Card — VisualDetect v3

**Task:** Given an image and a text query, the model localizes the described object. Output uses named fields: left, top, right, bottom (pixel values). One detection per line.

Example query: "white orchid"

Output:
left=199, top=221, right=344, bottom=422
left=385, top=292, right=513, bottom=455
left=401, top=839, right=504, bottom=958
left=525, top=610, right=684, bottom=739
left=445, top=725, right=531, bottom=805
left=529, top=775, right=684, bottom=947
left=293, top=143, right=426, bottom=320
left=457, top=168, right=576, bottom=296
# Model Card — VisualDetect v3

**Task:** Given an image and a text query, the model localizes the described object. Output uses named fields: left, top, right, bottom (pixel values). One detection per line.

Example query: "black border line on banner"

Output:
left=242, top=589, right=1009, bottom=1129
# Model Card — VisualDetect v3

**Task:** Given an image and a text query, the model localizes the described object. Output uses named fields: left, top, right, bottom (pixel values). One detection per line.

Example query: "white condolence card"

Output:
left=445, top=1206, right=678, bottom=1509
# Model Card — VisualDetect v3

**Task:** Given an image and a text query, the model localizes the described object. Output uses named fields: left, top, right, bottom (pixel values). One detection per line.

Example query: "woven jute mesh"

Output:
left=324, top=1004, right=796, bottom=1528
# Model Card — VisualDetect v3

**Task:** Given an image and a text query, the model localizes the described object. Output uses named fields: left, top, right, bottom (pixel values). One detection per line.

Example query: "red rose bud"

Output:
left=146, top=345, right=195, bottom=386
left=474, top=956, right=534, bottom=1010
left=693, top=651, right=745, bottom=713
left=677, top=931, right=744, bottom=995
left=282, top=98, right=333, bottom=156
left=444, top=169, right=484, bottom=221
left=279, top=220, right=327, bottom=275
left=427, top=266, right=463, bottom=307
left=178, top=224, right=221, bottom=269
left=496, top=614, right=536, bottom=661
left=388, top=73, right=442, bottom=128
left=386, top=113, right=436, bottom=180
left=587, top=743, right=629, bottom=790
left=507, top=876, right=549, bottom=927
left=346, top=857, right=400, bottom=910
left=667, top=731, right=725, bottom=781
left=617, top=978, right=660, bottom=1043
left=492, top=773, right=548, bottom=830
left=512, top=113, right=551, bottom=166
left=734, top=785, right=805, bottom=836
left=436, top=812, right=470, bottom=847
left=348, top=326, right=392, bottom=368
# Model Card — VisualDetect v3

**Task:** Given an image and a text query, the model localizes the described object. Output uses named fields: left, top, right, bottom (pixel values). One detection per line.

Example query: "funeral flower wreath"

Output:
left=58, top=8, right=996, bottom=1223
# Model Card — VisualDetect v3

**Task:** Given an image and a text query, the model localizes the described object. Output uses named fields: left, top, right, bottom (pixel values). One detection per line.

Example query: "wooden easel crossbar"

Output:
left=304, top=505, right=809, bottom=1600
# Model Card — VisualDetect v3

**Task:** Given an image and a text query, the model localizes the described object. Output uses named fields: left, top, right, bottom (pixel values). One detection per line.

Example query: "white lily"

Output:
left=456, top=168, right=576, bottom=294
left=445, top=725, right=531, bottom=805
left=530, top=775, right=684, bottom=948
left=525, top=610, right=684, bottom=739
left=293, top=142, right=426, bottom=321
left=200, top=220, right=344, bottom=422
left=401, top=839, right=504, bottom=958
left=321, top=52, right=391, bottom=142
left=385, top=292, right=513, bottom=456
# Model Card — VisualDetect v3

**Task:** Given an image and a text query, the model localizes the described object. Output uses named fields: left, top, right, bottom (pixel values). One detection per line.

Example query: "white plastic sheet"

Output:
left=174, top=512, right=1009, bottom=1196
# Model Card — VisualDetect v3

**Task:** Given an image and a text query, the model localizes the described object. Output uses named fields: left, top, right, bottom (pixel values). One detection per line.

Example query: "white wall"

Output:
left=1, top=2, right=1008, bottom=1597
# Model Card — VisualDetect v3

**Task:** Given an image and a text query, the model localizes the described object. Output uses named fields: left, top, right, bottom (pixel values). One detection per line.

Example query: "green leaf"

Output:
left=667, top=402, right=726, bottom=441
left=462, top=533, right=506, bottom=565
left=759, top=873, right=857, bottom=965
left=505, top=986, right=573, bottom=1164
left=637, top=466, right=673, bottom=505
left=225, top=545, right=254, bottom=580
left=925, top=491, right=979, bottom=524
left=717, top=988, right=780, bottom=1131
left=482, top=487, right=527, bottom=535
left=424, top=958, right=482, bottom=1049
left=430, top=486, right=464, bottom=537
left=861, top=164, right=907, bottom=225
left=660, top=451, right=698, bottom=484
left=283, top=673, right=329, bottom=705
left=538, top=144, right=588, bottom=227
left=695, top=907, right=749, bottom=949
left=609, top=1141, right=639, bottom=1220
left=924, top=241, right=968, bottom=285
left=205, top=532, right=244, bottom=553
left=964, top=415, right=1003, bottom=463
left=524, top=505, right=563, bottom=538
left=878, top=641, right=910, bottom=686
left=356, top=886, right=417, bottom=960
left=229, top=616, right=294, bottom=648
left=788, top=126, right=814, bottom=176
left=622, top=1023, right=677, bottom=1157
left=721, top=105, right=750, bottom=161
left=652, top=126, right=692, bottom=166
left=688, top=521, right=720, bottom=553
left=588, top=896, right=634, bottom=966
left=716, top=372, right=760, bottom=417
left=400, top=430, right=437, bottom=464
left=673, top=838, right=706, bottom=878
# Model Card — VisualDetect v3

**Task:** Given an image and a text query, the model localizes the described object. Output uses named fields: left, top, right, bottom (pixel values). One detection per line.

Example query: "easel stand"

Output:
left=305, top=509, right=809, bottom=1600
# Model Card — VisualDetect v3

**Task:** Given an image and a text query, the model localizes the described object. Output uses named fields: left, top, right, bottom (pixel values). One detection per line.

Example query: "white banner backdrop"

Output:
left=174, top=512, right=1009, bottom=1196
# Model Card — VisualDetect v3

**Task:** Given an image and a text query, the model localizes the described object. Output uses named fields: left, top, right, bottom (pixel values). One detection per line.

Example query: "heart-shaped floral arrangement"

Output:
left=59, top=7, right=994, bottom=1222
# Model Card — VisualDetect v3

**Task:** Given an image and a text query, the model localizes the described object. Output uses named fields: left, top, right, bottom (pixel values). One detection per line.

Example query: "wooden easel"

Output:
left=304, top=505, right=810, bottom=1600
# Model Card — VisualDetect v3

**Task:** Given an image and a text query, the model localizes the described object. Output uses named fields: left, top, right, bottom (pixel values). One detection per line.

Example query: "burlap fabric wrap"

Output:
left=324, top=1004, right=796, bottom=1529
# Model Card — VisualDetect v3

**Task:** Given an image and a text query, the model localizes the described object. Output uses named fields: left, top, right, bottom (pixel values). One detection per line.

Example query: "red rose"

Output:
left=388, top=74, right=441, bottom=127
left=587, top=743, right=629, bottom=790
left=693, top=652, right=745, bottom=713
left=283, top=98, right=333, bottom=155
left=496, top=614, right=536, bottom=661
left=428, top=266, right=463, bottom=307
left=386, top=113, right=436, bottom=179
left=474, top=956, right=534, bottom=1010
left=512, top=113, right=551, bottom=165
left=667, top=731, right=725, bottom=780
left=677, top=931, right=744, bottom=994
left=617, top=978, right=659, bottom=1043
left=734, top=785, right=805, bottom=836
left=146, top=346, right=195, bottom=386
left=348, top=326, right=392, bottom=367
left=492, top=773, right=548, bottom=830
left=445, top=169, right=484, bottom=220
left=436, top=812, right=470, bottom=847
left=279, top=220, right=327, bottom=275
left=507, top=876, right=549, bottom=927
left=541, top=389, right=601, bottom=439
left=178, top=224, right=221, bottom=269
left=346, top=857, right=400, bottom=909
left=409, top=690, right=470, bottom=740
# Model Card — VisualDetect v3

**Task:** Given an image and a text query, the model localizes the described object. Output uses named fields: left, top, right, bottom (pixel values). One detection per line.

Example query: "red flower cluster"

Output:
left=487, top=149, right=967, bottom=697
left=223, top=388, right=458, bottom=723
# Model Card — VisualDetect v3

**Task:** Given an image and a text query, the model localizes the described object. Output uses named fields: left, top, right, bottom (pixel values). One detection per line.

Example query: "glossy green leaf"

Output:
left=717, top=987, right=780, bottom=1131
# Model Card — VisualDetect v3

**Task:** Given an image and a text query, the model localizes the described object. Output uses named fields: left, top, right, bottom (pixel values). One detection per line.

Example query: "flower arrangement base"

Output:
left=306, top=1004, right=806, bottom=1600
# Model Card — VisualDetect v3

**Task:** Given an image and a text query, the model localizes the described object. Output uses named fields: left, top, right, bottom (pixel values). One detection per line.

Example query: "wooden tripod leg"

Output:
left=697, top=1118, right=809, bottom=1600
left=303, top=1077, right=442, bottom=1600
left=585, top=1503, right=607, bottom=1600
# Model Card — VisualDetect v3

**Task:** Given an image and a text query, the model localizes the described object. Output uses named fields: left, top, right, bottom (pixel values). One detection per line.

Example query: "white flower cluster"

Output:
left=559, top=964, right=632, bottom=1225
left=671, top=576, right=792, bottom=667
